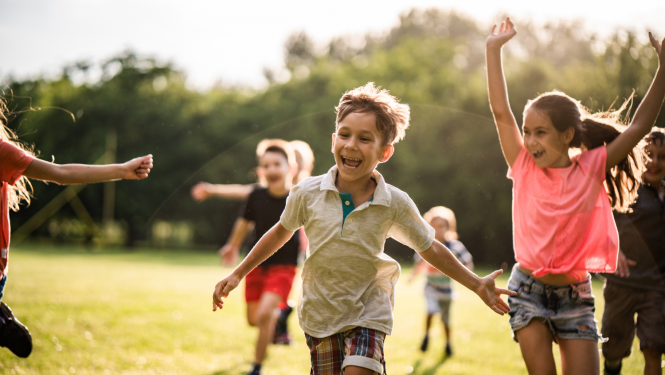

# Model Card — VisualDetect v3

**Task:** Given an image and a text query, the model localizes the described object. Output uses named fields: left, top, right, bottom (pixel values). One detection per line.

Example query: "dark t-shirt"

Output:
left=240, top=187, right=299, bottom=266
left=605, top=183, right=665, bottom=291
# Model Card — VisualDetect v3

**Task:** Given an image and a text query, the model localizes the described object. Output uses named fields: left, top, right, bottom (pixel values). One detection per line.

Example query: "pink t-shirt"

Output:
left=0, top=139, right=34, bottom=276
left=508, top=146, right=618, bottom=279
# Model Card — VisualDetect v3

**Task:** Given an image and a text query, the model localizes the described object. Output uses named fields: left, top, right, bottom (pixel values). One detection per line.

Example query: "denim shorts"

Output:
left=507, top=264, right=603, bottom=343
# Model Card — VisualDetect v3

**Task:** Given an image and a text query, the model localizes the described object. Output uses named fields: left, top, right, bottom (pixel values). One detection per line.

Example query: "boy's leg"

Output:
left=254, top=292, right=282, bottom=365
left=342, top=328, right=386, bottom=375
left=642, top=348, right=663, bottom=375
left=344, top=366, right=377, bottom=375
left=601, top=283, right=638, bottom=372
left=558, top=337, right=600, bottom=375
left=0, top=275, right=33, bottom=358
left=438, top=299, right=452, bottom=355
left=515, top=320, right=557, bottom=375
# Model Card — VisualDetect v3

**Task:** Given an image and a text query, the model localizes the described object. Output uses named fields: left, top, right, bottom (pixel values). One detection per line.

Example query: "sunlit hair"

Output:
left=255, top=139, right=297, bottom=170
left=0, top=97, right=35, bottom=211
left=524, top=91, right=645, bottom=213
left=645, top=127, right=665, bottom=148
left=423, top=206, right=458, bottom=241
left=290, top=140, right=314, bottom=183
left=335, top=82, right=410, bottom=145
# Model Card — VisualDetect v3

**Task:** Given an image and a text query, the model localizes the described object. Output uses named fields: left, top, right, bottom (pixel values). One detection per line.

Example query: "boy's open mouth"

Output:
left=267, top=175, right=282, bottom=183
left=342, top=156, right=362, bottom=169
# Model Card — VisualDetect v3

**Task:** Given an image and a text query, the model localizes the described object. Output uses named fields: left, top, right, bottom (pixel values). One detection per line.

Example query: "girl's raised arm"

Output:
left=486, top=17, right=523, bottom=167
left=606, top=33, right=665, bottom=170
left=23, top=155, right=153, bottom=184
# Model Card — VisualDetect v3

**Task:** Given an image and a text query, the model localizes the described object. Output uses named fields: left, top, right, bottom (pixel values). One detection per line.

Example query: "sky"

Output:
left=2, top=0, right=665, bottom=90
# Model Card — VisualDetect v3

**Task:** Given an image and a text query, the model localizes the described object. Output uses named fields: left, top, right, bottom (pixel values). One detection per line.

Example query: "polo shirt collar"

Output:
left=321, top=165, right=392, bottom=207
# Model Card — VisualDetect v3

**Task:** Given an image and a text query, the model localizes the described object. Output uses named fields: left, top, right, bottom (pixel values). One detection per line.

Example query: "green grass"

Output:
left=0, top=244, right=651, bottom=374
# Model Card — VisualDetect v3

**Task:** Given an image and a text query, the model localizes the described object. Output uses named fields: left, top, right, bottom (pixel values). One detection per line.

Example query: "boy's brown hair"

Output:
left=335, top=82, right=410, bottom=145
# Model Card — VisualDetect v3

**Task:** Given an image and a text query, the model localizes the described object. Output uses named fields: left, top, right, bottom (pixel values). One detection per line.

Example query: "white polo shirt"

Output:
left=280, top=165, right=435, bottom=338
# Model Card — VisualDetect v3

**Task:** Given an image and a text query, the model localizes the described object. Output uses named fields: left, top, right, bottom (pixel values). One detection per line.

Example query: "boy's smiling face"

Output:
left=332, top=112, right=393, bottom=184
left=644, top=139, right=665, bottom=186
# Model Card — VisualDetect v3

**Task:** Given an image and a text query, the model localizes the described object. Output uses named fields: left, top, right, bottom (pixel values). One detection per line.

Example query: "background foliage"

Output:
left=6, top=9, right=664, bottom=265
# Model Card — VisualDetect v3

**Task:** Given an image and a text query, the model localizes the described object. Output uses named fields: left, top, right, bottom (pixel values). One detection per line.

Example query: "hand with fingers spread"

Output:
left=486, top=17, right=517, bottom=49
left=122, top=155, right=153, bottom=180
left=614, top=250, right=637, bottom=278
left=475, top=269, right=516, bottom=315
left=212, top=273, right=241, bottom=311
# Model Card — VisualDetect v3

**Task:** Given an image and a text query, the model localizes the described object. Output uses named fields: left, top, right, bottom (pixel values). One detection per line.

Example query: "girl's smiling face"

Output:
left=522, top=108, right=575, bottom=168
left=644, top=139, right=665, bottom=187
left=332, top=112, right=393, bottom=184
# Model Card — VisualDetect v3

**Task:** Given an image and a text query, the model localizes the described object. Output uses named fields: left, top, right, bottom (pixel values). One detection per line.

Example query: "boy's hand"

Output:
left=649, top=32, right=664, bottom=66
left=191, top=182, right=212, bottom=202
left=475, top=269, right=516, bottom=315
left=487, top=17, right=516, bottom=49
left=212, top=274, right=241, bottom=311
left=218, top=244, right=239, bottom=267
left=615, top=250, right=636, bottom=278
left=122, top=155, right=153, bottom=180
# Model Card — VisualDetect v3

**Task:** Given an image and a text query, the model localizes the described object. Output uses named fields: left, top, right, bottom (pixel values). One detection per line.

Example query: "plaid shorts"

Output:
left=305, top=327, right=386, bottom=375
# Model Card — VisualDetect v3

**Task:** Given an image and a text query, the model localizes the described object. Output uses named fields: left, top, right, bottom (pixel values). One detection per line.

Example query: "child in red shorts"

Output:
left=219, top=139, right=300, bottom=375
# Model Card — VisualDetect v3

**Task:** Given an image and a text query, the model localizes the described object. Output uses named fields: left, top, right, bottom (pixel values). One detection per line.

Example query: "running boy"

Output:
left=410, top=206, right=473, bottom=357
left=213, top=83, right=514, bottom=375
left=220, top=139, right=301, bottom=375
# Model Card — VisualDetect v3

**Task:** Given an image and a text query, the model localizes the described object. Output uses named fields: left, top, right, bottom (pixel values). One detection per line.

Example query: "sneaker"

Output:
left=445, top=343, right=453, bottom=356
left=247, top=363, right=261, bottom=375
left=273, top=305, right=293, bottom=345
left=0, top=302, right=32, bottom=358
left=604, top=360, right=622, bottom=375
left=420, top=334, right=429, bottom=352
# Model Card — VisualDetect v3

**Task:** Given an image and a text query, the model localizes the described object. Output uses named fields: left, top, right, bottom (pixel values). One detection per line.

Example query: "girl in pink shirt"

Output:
left=0, top=98, right=153, bottom=359
left=487, top=18, right=665, bottom=375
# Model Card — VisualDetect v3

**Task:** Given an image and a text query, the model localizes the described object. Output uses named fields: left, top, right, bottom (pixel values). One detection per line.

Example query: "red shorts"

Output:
left=245, top=265, right=297, bottom=305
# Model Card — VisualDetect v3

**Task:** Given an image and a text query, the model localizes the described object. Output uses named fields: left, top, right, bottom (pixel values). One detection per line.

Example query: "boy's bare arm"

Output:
left=191, top=182, right=254, bottom=201
left=419, top=240, right=515, bottom=315
left=218, top=218, right=252, bottom=266
left=23, top=155, right=153, bottom=183
left=213, top=223, right=295, bottom=311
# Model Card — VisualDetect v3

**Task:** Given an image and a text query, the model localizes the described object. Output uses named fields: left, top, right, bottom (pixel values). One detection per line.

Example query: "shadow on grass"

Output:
left=411, top=355, right=450, bottom=375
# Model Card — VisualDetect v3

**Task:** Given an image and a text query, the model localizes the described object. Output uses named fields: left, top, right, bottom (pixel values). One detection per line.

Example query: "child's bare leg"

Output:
left=558, top=337, right=599, bottom=375
left=424, top=313, right=433, bottom=332
left=515, top=320, right=557, bottom=375
left=344, top=366, right=377, bottom=375
left=642, top=348, right=663, bottom=375
left=443, top=323, right=450, bottom=343
left=254, top=292, right=282, bottom=364
left=246, top=302, right=259, bottom=326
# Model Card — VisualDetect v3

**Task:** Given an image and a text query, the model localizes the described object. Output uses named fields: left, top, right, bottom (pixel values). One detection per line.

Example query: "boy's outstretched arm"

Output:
left=23, top=155, right=153, bottom=183
left=606, top=33, right=665, bottom=170
left=486, top=17, right=523, bottom=168
left=191, top=182, right=254, bottom=202
left=212, top=223, right=295, bottom=311
left=419, top=240, right=516, bottom=315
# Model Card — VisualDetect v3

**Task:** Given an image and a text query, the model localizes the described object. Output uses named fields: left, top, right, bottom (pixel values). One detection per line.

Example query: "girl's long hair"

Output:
left=1, top=97, right=35, bottom=211
left=525, top=91, right=645, bottom=213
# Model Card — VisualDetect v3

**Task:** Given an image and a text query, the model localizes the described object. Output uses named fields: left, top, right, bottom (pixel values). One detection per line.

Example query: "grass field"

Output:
left=0, top=244, right=650, bottom=375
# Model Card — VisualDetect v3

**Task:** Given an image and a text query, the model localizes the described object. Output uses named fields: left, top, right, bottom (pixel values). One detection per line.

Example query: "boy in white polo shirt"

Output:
left=213, top=82, right=515, bottom=375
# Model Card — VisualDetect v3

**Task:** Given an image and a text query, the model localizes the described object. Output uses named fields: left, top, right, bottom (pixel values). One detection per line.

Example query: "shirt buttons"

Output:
left=345, top=201, right=350, bottom=206
left=347, top=219, right=353, bottom=223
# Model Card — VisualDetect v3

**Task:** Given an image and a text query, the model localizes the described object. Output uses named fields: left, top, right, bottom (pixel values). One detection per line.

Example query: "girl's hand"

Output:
left=615, top=250, right=636, bottom=278
left=649, top=32, right=664, bottom=66
left=487, top=17, right=517, bottom=49
left=475, top=269, right=516, bottom=315
left=122, top=155, right=153, bottom=180
left=191, top=182, right=212, bottom=202
left=218, top=244, right=239, bottom=267
left=212, top=274, right=241, bottom=311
